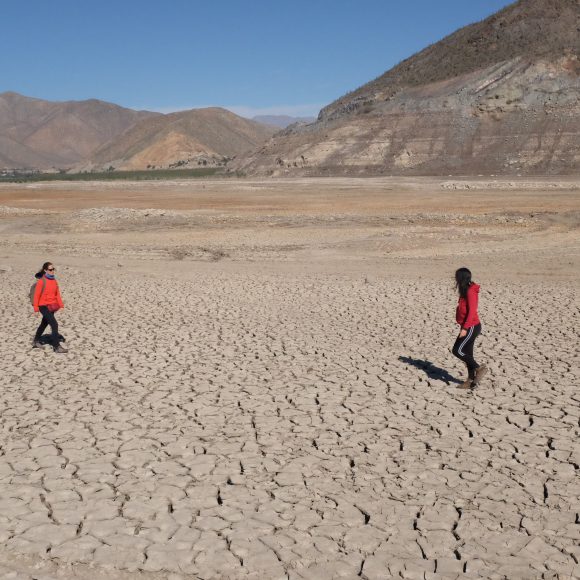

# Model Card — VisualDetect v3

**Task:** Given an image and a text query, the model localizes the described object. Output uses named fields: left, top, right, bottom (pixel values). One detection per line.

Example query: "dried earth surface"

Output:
left=0, top=177, right=579, bottom=579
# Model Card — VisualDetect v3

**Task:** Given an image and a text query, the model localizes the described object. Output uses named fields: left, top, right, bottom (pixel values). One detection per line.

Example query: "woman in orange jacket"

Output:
left=32, top=262, right=67, bottom=353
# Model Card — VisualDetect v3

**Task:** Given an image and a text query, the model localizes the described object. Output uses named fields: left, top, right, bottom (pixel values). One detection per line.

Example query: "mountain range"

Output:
left=0, top=93, right=276, bottom=171
left=237, top=0, right=580, bottom=176
left=0, top=92, right=157, bottom=170
left=87, top=108, right=276, bottom=171
left=1, top=0, right=578, bottom=175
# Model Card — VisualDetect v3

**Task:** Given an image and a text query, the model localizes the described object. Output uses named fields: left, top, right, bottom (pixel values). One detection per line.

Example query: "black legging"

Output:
left=452, top=323, right=481, bottom=379
left=35, top=306, right=61, bottom=348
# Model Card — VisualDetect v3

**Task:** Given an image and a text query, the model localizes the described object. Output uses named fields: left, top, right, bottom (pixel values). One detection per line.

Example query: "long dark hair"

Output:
left=455, top=267, right=472, bottom=299
left=35, top=262, right=53, bottom=279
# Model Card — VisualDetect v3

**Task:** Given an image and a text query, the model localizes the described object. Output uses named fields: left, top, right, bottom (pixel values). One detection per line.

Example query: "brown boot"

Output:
left=457, top=379, right=473, bottom=389
left=473, top=365, right=488, bottom=386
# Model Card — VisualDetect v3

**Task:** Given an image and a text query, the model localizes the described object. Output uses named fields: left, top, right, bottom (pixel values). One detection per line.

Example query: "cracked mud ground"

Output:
left=0, top=177, right=579, bottom=579
left=1, top=269, right=578, bottom=580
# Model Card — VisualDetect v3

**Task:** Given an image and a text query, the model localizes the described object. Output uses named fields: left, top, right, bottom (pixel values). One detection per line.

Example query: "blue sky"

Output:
left=1, top=0, right=514, bottom=117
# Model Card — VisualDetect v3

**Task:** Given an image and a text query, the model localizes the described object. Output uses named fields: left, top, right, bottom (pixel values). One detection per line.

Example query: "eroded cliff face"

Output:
left=238, top=55, right=579, bottom=176
left=236, top=0, right=580, bottom=176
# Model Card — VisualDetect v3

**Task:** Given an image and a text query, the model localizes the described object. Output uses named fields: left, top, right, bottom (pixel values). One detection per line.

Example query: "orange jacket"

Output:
left=33, top=277, right=64, bottom=312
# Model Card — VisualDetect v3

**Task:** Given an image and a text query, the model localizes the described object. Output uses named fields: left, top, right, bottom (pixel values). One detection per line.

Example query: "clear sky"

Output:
left=2, top=0, right=514, bottom=117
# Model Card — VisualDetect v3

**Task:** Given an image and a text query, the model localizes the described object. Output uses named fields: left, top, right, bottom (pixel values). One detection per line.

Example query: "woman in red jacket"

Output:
left=32, top=262, right=67, bottom=353
left=452, top=267, right=486, bottom=389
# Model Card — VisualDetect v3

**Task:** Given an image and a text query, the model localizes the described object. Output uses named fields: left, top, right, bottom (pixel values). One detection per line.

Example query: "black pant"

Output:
left=35, top=306, right=60, bottom=348
left=452, top=323, right=481, bottom=379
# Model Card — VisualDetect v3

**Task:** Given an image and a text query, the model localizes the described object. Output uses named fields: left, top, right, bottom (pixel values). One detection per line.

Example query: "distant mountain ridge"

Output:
left=252, top=115, right=316, bottom=128
left=4, top=0, right=578, bottom=175
left=0, top=93, right=276, bottom=171
left=89, top=108, right=277, bottom=171
left=0, top=92, right=157, bottom=170
left=237, top=0, right=580, bottom=176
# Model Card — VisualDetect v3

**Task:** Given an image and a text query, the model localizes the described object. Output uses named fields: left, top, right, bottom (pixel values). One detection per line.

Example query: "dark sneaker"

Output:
left=54, top=345, right=68, bottom=354
left=32, top=340, right=43, bottom=349
left=457, top=379, right=473, bottom=390
left=473, top=365, right=488, bottom=385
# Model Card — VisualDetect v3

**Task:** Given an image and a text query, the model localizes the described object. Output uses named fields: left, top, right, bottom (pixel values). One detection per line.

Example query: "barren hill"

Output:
left=89, top=108, right=278, bottom=170
left=236, top=0, right=580, bottom=176
left=253, top=115, right=316, bottom=128
left=0, top=92, right=157, bottom=170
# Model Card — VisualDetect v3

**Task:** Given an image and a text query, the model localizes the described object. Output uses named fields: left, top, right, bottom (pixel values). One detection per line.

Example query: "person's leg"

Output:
left=34, top=308, right=49, bottom=343
left=42, top=309, right=60, bottom=349
left=461, top=324, right=482, bottom=378
left=452, top=328, right=474, bottom=366
left=470, top=324, right=487, bottom=385
left=452, top=325, right=479, bottom=385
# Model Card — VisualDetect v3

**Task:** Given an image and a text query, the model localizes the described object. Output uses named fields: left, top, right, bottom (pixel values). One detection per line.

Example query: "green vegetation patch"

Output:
left=0, top=168, right=221, bottom=183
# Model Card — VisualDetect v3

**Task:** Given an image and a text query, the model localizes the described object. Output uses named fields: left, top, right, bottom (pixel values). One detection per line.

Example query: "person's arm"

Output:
left=460, top=288, right=479, bottom=335
left=459, top=296, right=469, bottom=335
left=458, top=292, right=472, bottom=336
left=461, top=300, right=469, bottom=329
left=464, top=288, right=478, bottom=328
left=33, top=280, right=42, bottom=312
left=56, top=283, right=64, bottom=309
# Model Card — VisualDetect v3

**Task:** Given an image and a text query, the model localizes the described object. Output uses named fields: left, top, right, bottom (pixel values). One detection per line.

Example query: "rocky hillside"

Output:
left=236, top=0, right=580, bottom=176
left=253, top=115, right=316, bottom=128
left=0, top=92, right=157, bottom=170
left=88, top=108, right=278, bottom=171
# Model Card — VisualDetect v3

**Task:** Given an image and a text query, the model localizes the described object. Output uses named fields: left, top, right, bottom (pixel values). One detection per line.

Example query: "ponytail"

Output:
left=35, top=262, right=52, bottom=279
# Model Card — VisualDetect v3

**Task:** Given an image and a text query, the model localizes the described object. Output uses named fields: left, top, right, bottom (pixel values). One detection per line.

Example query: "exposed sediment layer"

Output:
left=237, top=57, right=580, bottom=176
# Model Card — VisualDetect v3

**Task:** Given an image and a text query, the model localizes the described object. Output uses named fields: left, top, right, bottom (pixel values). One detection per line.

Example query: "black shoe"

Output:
left=32, top=340, right=43, bottom=349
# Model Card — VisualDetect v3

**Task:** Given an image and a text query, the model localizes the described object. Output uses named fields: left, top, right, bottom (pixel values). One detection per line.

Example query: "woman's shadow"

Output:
left=398, top=356, right=461, bottom=385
